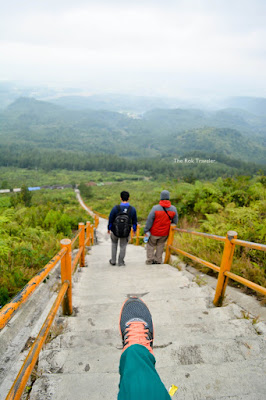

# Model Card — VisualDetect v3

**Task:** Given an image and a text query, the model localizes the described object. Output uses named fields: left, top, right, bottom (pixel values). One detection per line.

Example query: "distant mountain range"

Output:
left=0, top=97, right=265, bottom=166
left=51, top=95, right=266, bottom=118
left=1, top=81, right=266, bottom=116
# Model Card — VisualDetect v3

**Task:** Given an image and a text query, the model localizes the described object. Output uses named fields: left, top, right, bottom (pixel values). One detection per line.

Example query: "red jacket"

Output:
left=145, top=200, right=178, bottom=237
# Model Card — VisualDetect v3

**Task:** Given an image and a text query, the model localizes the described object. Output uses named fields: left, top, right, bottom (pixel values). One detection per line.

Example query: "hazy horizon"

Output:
left=1, top=0, right=266, bottom=98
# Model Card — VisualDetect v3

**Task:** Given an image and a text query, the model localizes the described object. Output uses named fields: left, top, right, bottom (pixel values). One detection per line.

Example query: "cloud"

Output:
left=0, top=0, right=266, bottom=96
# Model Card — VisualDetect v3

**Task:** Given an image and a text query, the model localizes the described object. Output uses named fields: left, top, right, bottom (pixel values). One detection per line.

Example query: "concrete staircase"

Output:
left=3, top=217, right=266, bottom=400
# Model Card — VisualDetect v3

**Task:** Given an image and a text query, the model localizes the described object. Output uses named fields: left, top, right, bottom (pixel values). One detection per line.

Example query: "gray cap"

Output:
left=160, top=190, right=170, bottom=200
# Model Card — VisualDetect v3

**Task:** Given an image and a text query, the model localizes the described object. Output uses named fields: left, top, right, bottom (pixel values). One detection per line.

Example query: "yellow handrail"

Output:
left=5, top=281, right=69, bottom=400
left=0, top=248, right=67, bottom=330
left=164, top=226, right=266, bottom=306
left=169, top=245, right=220, bottom=273
left=132, top=224, right=266, bottom=304
left=231, top=238, right=266, bottom=251
left=2, top=215, right=97, bottom=399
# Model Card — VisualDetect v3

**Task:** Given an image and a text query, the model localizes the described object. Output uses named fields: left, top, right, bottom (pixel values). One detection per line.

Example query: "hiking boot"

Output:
left=119, top=297, right=154, bottom=354
left=145, top=260, right=153, bottom=265
left=109, top=259, right=116, bottom=266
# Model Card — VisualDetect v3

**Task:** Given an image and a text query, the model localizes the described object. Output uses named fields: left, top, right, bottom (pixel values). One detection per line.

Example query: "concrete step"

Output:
left=29, top=372, right=119, bottom=400
left=38, top=332, right=266, bottom=375
left=157, top=358, right=266, bottom=400
left=29, top=357, right=266, bottom=400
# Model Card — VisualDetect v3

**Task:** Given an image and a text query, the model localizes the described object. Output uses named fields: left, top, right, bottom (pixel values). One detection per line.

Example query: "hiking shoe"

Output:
left=109, top=259, right=116, bottom=266
left=145, top=260, right=153, bottom=265
left=119, top=297, right=154, bottom=354
left=152, top=261, right=161, bottom=264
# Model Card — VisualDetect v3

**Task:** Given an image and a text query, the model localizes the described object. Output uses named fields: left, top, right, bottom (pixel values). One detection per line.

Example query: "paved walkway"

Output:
left=26, top=218, right=266, bottom=399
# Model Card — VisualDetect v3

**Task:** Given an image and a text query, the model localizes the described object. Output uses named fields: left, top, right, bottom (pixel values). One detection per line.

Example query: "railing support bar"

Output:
left=60, top=239, right=73, bottom=315
left=213, top=231, right=237, bottom=307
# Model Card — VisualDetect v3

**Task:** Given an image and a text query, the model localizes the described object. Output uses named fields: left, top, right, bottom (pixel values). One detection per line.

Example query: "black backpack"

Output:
left=113, top=205, right=132, bottom=238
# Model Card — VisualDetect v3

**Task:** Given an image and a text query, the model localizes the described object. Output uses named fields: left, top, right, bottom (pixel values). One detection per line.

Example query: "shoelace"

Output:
left=123, top=321, right=153, bottom=354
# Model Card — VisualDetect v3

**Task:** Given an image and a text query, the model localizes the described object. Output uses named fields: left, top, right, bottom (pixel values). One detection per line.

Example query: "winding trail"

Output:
left=75, top=189, right=95, bottom=217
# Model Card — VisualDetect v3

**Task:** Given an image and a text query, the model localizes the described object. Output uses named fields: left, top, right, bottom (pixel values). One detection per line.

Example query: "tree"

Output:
left=78, top=182, right=92, bottom=198
left=20, top=185, right=33, bottom=207
left=0, top=180, right=9, bottom=189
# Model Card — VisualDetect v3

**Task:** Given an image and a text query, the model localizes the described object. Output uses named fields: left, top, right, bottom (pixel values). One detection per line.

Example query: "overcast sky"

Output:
left=1, top=0, right=266, bottom=98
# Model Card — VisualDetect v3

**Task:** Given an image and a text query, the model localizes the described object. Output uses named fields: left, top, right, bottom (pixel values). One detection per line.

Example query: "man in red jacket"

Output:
left=144, top=190, right=178, bottom=265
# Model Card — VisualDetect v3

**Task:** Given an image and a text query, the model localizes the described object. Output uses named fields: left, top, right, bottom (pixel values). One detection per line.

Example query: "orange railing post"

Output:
left=164, top=225, right=175, bottom=264
left=86, top=221, right=91, bottom=246
left=95, top=215, right=99, bottom=228
left=79, top=222, right=85, bottom=267
left=60, top=239, right=73, bottom=315
left=213, top=230, right=237, bottom=306
left=90, top=224, right=94, bottom=245
left=130, top=228, right=134, bottom=243
left=136, top=224, right=140, bottom=246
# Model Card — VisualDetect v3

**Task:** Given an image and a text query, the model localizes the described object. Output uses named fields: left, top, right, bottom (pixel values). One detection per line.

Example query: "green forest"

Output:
left=0, top=96, right=265, bottom=308
left=0, top=97, right=265, bottom=181
left=0, top=188, right=92, bottom=306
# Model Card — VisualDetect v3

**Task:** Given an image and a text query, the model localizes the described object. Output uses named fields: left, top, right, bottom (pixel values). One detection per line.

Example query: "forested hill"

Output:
left=0, top=97, right=265, bottom=177
left=143, top=108, right=266, bottom=139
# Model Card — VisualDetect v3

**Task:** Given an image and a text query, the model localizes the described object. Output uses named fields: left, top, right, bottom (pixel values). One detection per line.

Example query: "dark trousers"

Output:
left=111, top=232, right=129, bottom=264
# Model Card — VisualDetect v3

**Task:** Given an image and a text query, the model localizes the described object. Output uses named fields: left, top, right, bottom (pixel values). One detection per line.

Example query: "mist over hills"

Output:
left=220, top=97, right=266, bottom=117
left=143, top=108, right=266, bottom=140
left=46, top=94, right=266, bottom=119
left=0, top=97, right=265, bottom=173
left=1, top=81, right=266, bottom=116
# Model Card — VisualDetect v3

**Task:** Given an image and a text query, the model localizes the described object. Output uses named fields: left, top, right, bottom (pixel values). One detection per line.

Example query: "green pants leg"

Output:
left=118, top=344, right=171, bottom=400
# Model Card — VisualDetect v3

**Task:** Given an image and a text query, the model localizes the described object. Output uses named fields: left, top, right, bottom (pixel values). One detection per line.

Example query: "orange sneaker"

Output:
left=119, top=297, right=154, bottom=355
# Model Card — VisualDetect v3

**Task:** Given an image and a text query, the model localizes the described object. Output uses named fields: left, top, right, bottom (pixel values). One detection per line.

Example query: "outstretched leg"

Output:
left=118, top=297, right=171, bottom=400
